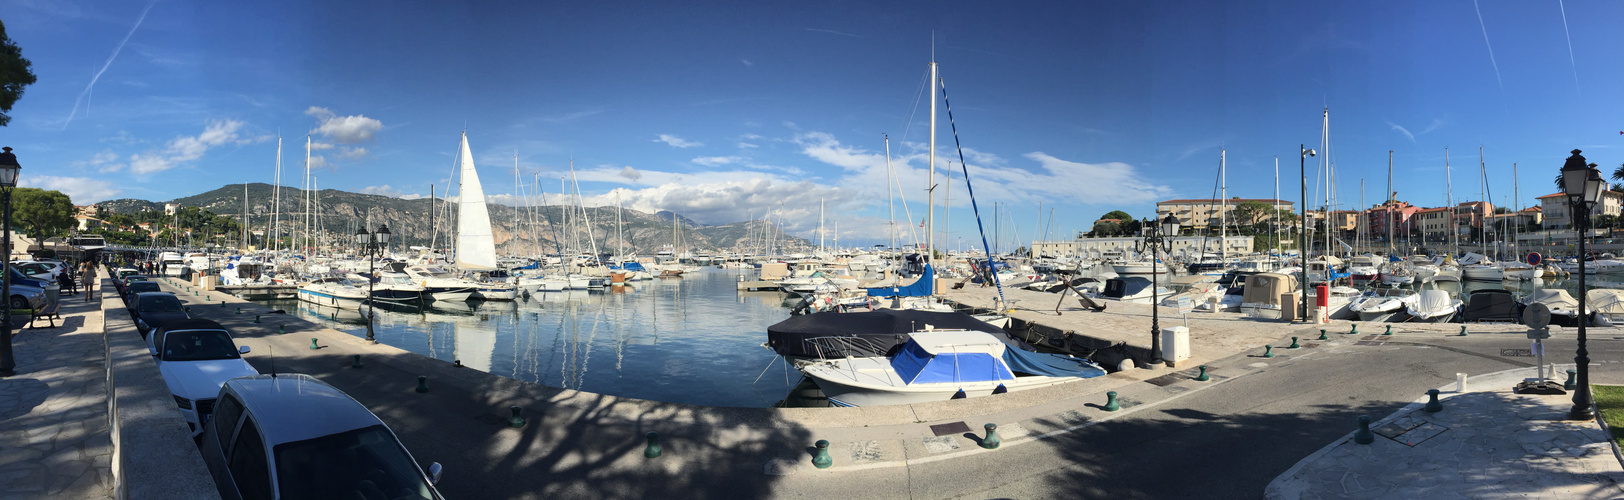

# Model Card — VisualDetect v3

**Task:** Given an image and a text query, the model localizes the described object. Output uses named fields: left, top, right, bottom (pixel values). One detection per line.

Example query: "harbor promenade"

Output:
left=2, top=270, right=1622, bottom=498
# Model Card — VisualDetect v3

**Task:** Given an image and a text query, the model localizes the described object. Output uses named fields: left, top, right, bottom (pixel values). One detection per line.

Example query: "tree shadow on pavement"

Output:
left=244, top=349, right=810, bottom=499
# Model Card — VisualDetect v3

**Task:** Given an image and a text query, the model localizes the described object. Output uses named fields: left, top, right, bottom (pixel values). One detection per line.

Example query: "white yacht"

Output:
left=1406, top=289, right=1461, bottom=323
left=295, top=278, right=369, bottom=309
left=797, top=330, right=1106, bottom=407
left=400, top=265, right=478, bottom=302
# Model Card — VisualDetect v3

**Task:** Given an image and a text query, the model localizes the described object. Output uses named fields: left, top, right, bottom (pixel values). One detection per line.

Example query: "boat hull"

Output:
left=296, top=288, right=364, bottom=309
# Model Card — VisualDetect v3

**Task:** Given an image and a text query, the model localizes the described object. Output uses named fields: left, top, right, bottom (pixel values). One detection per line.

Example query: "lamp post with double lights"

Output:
left=1133, top=213, right=1180, bottom=367
left=0, top=148, right=19, bottom=376
left=1560, top=150, right=1604, bottom=420
left=355, top=224, right=391, bottom=344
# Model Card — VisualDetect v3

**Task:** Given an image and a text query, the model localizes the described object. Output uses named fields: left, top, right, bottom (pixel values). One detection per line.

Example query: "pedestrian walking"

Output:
left=82, top=260, right=94, bottom=302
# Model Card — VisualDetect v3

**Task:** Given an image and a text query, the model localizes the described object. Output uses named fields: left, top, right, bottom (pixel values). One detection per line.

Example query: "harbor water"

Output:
left=249, top=268, right=808, bottom=408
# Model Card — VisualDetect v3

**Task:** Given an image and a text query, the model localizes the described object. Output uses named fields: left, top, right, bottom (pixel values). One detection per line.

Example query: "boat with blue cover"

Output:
left=797, top=329, right=1106, bottom=407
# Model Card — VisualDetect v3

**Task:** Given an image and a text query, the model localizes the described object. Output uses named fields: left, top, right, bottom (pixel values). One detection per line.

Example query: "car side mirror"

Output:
left=428, top=462, right=443, bottom=485
left=185, top=307, right=191, bottom=312
left=239, top=345, right=250, bottom=354
left=148, top=348, right=158, bottom=357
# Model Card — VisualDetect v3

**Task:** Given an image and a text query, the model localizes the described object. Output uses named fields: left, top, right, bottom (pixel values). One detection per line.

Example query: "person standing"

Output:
left=82, top=260, right=94, bottom=301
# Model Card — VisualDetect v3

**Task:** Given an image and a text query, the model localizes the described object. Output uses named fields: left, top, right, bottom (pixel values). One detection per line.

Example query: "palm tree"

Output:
left=1613, top=162, right=1624, bottom=183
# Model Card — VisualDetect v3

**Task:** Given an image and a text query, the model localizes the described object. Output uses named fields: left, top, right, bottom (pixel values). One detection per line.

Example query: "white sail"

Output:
left=455, top=132, right=499, bottom=270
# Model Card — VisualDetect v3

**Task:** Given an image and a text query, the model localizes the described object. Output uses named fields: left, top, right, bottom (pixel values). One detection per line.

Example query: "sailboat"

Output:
left=452, top=132, right=518, bottom=300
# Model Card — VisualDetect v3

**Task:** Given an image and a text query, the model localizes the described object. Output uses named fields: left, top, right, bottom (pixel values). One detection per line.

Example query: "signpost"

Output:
left=1515, top=303, right=1565, bottom=395
left=1177, top=296, right=1192, bottom=328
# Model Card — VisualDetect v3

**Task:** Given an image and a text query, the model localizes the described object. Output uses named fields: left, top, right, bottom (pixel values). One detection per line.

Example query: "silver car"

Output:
left=199, top=374, right=443, bottom=500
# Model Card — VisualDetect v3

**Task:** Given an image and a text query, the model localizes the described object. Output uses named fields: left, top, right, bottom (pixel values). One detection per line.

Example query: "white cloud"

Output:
left=128, top=120, right=250, bottom=175
left=655, top=134, right=702, bottom=148
left=359, top=185, right=425, bottom=200
left=305, top=106, right=383, bottom=143
left=692, top=156, right=744, bottom=166
left=618, top=166, right=643, bottom=181
left=738, top=142, right=758, bottom=149
left=741, top=59, right=753, bottom=67
left=22, top=175, right=121, bottom=203
left=740, top=133, right=765, bottom=140
left=73, top=151, right=124, bottom=173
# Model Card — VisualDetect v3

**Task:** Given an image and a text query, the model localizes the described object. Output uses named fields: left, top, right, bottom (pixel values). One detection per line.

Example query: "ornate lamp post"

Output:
left=1561, top=150, right=1604, bottom=420
left=355, top=224, right=391, bottom=344
left=0, top=147, right=20, bottom=377
left=1134, top=213, right=1180, bottom=367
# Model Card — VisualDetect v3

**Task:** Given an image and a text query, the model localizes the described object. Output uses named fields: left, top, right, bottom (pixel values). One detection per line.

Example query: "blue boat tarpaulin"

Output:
left=889, top=340, right=1013, bottom=384
left=611, top=262, right=647, bottom=272
left=1001, top=348, right=1107, bottom=378
left=867, top=264, right=933, bottom=297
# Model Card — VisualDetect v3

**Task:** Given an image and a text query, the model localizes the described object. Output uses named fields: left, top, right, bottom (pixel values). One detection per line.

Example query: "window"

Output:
left=212, top=394, right=244, bottom=446
left=275, top=425, right=436, bottom=500
left=228, top=416, right=273, bottom=500
left=161, top=330, right=240, bottom=361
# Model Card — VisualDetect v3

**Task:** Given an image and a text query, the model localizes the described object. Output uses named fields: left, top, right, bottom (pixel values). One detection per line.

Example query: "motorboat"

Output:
left=1405, top=289, right=1461, bottom=323
left=1308, top=285, right=1362, bottom=320
left=1347, top=288, right=1418, bottom=322
left=1520, top=289, right=1585, bottom=326
left=1500, top=261, right=1537, bottom=281
left=1458, top=253, right=1502, bottom=281
left=399, top=265, right=477, bottom=302
left=1378, top=262, right=1415, bottom=286
left=1095, top=277, right=1169, bottom=304
left=1240, top=273, right=1299, bottom=319
left=368, top=272, right=426, bottom=303
left=1346, top=255, right=1379, bottom=281
left=1460, top=289, right=1521, bottom=323
left=1111, top=261, right=1166, bottom=276
left=295, top=278, right=368, bottom=309
left=766, top=309, right=1027, bottom=361
left=796, top=329, right=1106, bottom=407
left=1587, top=289, right=1624, bottom=326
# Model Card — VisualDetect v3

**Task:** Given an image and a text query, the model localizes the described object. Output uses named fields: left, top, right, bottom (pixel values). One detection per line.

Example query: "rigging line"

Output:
left=897, top=68, right=931, bottom=149
left=937, top=74, right=1008, bottom=311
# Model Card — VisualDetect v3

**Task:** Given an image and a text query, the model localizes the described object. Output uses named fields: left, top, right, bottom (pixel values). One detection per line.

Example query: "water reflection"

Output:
left=252, top=269, right=803, bottom=407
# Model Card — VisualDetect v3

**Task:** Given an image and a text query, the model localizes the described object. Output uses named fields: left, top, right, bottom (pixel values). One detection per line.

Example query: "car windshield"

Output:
left=127, top=283, right=160, bottom=293
left=126, top=276, right=149, bottom=283
left=274, top=425, right=437, bottom=500
left=160, top=329, right=239, bottom=361
left=139, top=295, right=184, bottom=312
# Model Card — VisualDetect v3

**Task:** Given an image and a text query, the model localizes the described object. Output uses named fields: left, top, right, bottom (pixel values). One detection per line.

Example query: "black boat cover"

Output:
left=1462, top=289, right=1522, bottom=323
left=767, top=309, right=1029, bottom=359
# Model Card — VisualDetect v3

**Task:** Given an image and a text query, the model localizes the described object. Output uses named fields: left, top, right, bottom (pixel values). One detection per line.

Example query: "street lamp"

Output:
left=0, top=147, right=20, bottom=377
left=1300, top=145, right=1316, bottom=321
left=1561, top=150, right=1604, bottom=420
left=1134, top=213, right=1180, bottom=367
left=355, top=224, right=391, bottom=344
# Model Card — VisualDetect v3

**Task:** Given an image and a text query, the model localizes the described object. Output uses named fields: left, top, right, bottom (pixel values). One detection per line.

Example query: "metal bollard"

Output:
left=415, top=376, right=429, bottom=393
left=1383, top=325, right=1393, bottom=336
left=1458, top=326, right=1468, bottom=336
left=508, top=406, right=526, bottom=428
left=236, top=307, right=242, bottom=314
left=1424, top=389, right=1443, bottom=412
left=980, top=423, right=1001, bottom=449
left=309, top=338, right=320, bottom=350
left=351, top=354, right=363, bottom=368
left=1353, top=415, right=1375, bottom=444
left=645, top=432, right=662, bottom=459
left=811, top=440, right=831, bottom=468
left=255, top=315, right=261, bottom=324
left=1565, top=369, right=1577, bottom=390
left=277, top=325, right=285, bottom=335
left=1288, top=337, right=1300, bottom=349
left=1350, top=324, right=1358, bottom=335
left=1318, top=329, right=1328, bottom=341
left=1195, top=365, right=1210, bottom=382
left=1263, top=345, right=1274, bottom=358
left=1103, top=391, right=1120, bottom=412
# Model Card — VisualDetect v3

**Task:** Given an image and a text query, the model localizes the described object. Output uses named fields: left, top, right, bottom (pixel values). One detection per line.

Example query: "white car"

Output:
left=200, top=374, right=444, bottom=500
left=147, top=318, right=257, bottom=438
left=12, top=260, right=66, bottom=280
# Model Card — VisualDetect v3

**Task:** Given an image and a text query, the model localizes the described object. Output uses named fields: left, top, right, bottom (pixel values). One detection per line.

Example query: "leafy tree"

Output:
left=1613, top=163, right=1624, bottom=183
left=1090, top=220, right=1120, bottom=237
left=1100, top=210, right=1132, bottom=222
left=0, top=19, right=36, bottom=127
left=10, top=188, right=73, bottom=239
left=1494, top=207, right=1510, bottom=214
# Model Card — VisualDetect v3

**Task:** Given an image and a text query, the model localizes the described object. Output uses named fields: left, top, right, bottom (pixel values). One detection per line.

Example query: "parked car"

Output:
left=131, top=292, right=190, bottom=336
left=12, top=260, right=65, bottom=280
left=123, top=282, right=163, bottom=307
left=114, top=267, right=139, bottom=281
left=8, top=267, right=51, bottom=289
left=4, top=281, right=46, bottom=311
left=200, top=374, right=444, bottom=500
left=117, top=274, right=150, bottom=296
left=145, top=319, right=257, bottom=438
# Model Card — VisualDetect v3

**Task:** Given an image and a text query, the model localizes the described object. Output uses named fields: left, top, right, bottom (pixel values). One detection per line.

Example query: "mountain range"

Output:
left=97, top=183, right=812, bottom=255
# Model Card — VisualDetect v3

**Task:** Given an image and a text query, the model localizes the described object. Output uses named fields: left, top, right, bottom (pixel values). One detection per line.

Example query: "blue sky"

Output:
left=4, top=1, right=1623, bottom=248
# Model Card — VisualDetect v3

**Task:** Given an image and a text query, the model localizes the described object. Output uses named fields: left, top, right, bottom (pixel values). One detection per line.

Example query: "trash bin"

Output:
left=44, top=285, right=60, bottom=309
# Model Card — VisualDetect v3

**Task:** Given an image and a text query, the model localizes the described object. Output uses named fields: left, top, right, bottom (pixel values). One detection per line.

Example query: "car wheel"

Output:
left=9, top=296, right=27, bottom=310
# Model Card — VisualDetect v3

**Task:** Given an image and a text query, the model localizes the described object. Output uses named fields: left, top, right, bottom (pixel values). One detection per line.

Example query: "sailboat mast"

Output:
left=429, top=184, right=436, bottom=253
left=514, top=152, right=521, bottom=257
left=1387, top=150, right=1394, bottom=255
left=819, top=197, right=825, bottom=254
left=303, top=135, right=312, bottom=258
left=1446, top=148, right=1457, bottom=253
left=272, top=137, right=282, bottom=256
left=1274, top=156, right=1280, bottom=265
left=926, top=60, right=938, bottom=264
left=1220, top=149, right=1227, bottom=259
left=1513, top=162, right=1520, bottom=260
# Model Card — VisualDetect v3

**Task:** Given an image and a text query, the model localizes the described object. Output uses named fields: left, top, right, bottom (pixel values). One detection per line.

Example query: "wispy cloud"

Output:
left=359, top=185, right=425, bottom=200
left=692, top=156, right=744, bottom=166
left=128, top=119, right=256, bottom=175
left=655, top=134, right=702, bottom=148
left=62, top=1, right=156, bottom=129
left=536, top=109, right=603, bottom=123
left=22, top=175, right=121, bottom=203
left=1472, top=0, right=1503, bottom=91
left=1386, top=121, right=1416, bottom=143
left=805, top=28, right=860, bottom=38
left=74, top=151, right=125, bottom=173
left=305, top=107, right=382, bottom=167
left=741, top=59, right=753, bottom=67
left=1418, top=119, right=1443, bottom=135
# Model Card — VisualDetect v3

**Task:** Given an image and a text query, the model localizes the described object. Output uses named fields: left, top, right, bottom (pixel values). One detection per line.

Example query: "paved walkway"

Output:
left=0, top=280, right=113, bottom=499
left=1267, top=366, right=1624, bottom=499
